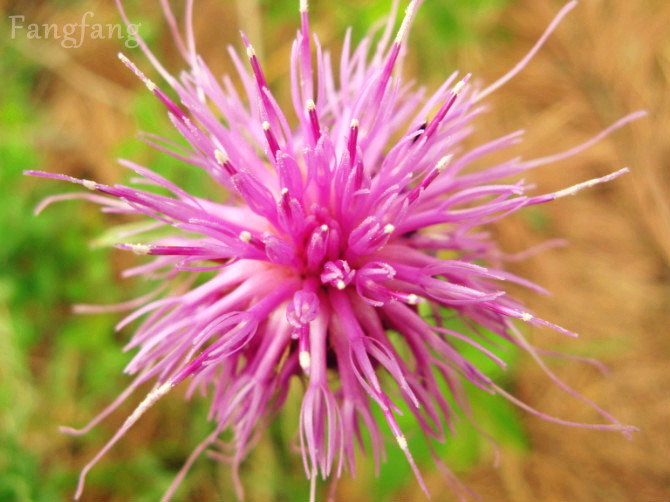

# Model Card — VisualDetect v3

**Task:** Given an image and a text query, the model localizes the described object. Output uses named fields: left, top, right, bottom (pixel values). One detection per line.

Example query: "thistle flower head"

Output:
left=27, top=0, right=641, bottom=500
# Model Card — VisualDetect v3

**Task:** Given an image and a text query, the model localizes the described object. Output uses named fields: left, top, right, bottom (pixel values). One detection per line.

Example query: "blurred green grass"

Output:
left=0, top=1, right=525, bottom=501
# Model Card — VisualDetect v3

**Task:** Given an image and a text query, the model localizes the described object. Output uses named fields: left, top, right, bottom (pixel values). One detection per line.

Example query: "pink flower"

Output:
left=27, top=0, right=641, bottom=500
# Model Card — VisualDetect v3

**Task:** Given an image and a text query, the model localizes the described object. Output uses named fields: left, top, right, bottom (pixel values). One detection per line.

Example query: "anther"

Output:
left=82, top=180, right=97, bottom=191
left=128, top=243, right=151, bottom=255
left=306, top=99, right=321, bottom=141
left=214, top=149, right=237, bottom=175
left=118, top=52, right=157, bottom=92
left=299, top=350, right=311, bottom=372
left=436, top=154, right=453, bottom=173
left=214, top=149, right=228, bottom=165
left=394, top=0, right=420, bottom=45
left=396, top=434, right=409, bottom=451
left=262, top=121, right=280, bottom=158
left=453, top=80, right=466, bottom=96
left=348, top=118, right=359, bottom=161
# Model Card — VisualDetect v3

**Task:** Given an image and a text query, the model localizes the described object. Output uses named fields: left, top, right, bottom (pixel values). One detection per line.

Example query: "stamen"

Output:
left=74, top=380, right=174, bottom=499
left=320, top=260, right=355, bottom=290
left=528, top=168, right=630, bottom=205
left=118, top=51, right=188, bottom=121
left=214, top=149, right=228, bottom=165
left=306, top=99, right=321, bottom=141
left=118, top=52, right=157, bottom=92
left=126, top=381, right=173, bottom=426
left=423, top=74, right=470, bottom=139
left=278, top=189, right=291, bottom=214
left=348, top=118, right=359, bottom=161
left=394, top=0, right=420, bottom=45
left=298, top=0, right=314, bottom=103
left=553, top=169, right=628, bottom=199
left=375, top=0, right=421, bottom=101
left=214, top=149, right=237, bottom=175
left=436, top=154, right=452, bottom=173
left=242, top=35, right=270, bottom=91
left=262, top=121, right=281, bottom=159
left=307, top=224, right=329, bottom=271
left=407, top=154, right=453, bottom=204
left=452, top=79, right=466, bottom=96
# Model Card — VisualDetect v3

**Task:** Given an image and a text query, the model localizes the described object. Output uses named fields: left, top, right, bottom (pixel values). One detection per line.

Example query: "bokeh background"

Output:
left=1, top=0, right=668, bottom=501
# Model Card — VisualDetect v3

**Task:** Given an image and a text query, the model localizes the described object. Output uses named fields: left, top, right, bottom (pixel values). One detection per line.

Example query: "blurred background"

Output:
left=1, top=0, right=668, bottom=501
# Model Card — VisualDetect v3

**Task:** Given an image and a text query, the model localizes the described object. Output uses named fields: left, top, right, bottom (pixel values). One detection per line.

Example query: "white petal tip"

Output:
left=453, top=80, right=466, bottom=95
left=436, top=155, right=453, bottom=172
left=124, top=381, right=173, bottom=427
left=214, top=149, right=228, bottom=165
left=82, top=179, right=97, bottom=190
left=396, top=434, right=408, bottom=451
left=299, top=350, right=311, bottom=371
left=128, top=243, right=151, bottom=255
